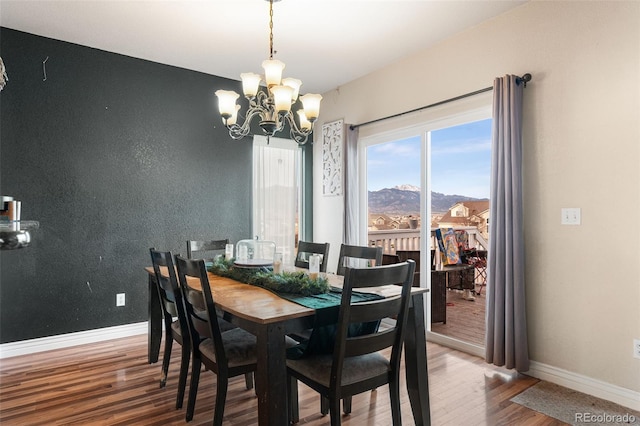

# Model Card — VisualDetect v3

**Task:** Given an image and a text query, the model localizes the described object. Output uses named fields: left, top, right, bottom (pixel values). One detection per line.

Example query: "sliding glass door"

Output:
left=358, top=96, right=491, bottom=355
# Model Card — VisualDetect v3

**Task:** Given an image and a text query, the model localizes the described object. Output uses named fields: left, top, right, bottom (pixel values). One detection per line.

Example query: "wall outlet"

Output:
left=561, top=207, right=581, bottom=225
left=116, top=293, right=126, bottom=307
left=634, top=339, right=640, bottom=360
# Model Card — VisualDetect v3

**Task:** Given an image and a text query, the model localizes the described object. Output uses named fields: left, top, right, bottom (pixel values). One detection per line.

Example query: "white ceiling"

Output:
left=0, top=0, right=528, bottom=94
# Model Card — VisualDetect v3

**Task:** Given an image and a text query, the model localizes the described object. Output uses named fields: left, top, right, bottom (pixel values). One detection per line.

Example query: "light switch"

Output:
left=561, top=208, right=581, bottom=225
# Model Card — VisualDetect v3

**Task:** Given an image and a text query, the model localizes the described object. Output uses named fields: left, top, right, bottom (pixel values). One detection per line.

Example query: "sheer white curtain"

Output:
left=253, top=136, right=300, bottom=265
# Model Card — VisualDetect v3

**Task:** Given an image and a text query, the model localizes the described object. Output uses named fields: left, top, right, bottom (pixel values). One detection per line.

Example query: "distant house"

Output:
left=369, top=214, right=400, bottom=230
left=437, top=200, right=489, bottom=239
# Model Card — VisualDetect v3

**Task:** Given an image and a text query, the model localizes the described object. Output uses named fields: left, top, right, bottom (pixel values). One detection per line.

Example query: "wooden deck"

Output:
left=431, top=287, right=487, bottom=347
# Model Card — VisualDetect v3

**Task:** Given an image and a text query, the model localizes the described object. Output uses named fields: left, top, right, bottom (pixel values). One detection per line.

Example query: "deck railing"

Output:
left=368, top=226, right=489, bottom=254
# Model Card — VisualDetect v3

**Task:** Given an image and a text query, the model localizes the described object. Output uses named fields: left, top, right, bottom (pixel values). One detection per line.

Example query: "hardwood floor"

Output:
left=0, top=334, right=566, bottom=425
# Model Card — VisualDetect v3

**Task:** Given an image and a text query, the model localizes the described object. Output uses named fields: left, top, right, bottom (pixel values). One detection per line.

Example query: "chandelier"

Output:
left=215, top=0, right=322, bottom=145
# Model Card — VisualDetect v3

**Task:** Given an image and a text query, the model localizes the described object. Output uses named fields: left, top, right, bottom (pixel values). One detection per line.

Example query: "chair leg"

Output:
left=160, top=330, right=173, bottom=388
left=321, top=396, right=329, bottom=415
left=322, top=395, right=351, bottom=415
left=176, top=342, right=190, bottom=409
left=389, top=379, right=402, bottom=426
left=343, top=396, right=352, bottom=414
left=244, top=372, right=254, bottom=390
left=329, top=396, right=341, bottom=426
left=213, top=375, right=228, bottom=426
left=287, top=375, right=299, bottom=424
left=185, top=357, right=201, bottom=422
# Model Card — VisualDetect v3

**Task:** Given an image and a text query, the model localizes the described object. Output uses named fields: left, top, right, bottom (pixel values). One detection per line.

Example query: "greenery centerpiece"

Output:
left=209, top=257, right=330, bottom=296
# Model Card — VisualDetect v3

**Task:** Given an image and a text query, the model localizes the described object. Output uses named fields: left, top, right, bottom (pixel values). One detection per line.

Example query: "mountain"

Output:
left=368, top=185, right=487, bottom=214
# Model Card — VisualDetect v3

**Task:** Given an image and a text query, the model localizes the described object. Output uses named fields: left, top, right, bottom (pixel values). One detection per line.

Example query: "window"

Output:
left=252, top=136, right=301, bottom=265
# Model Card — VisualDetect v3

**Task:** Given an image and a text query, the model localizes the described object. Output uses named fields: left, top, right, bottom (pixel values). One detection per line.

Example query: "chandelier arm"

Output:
left=227, top=105, right=267, bottom=139
left=282, top=112, right=311, bottom=145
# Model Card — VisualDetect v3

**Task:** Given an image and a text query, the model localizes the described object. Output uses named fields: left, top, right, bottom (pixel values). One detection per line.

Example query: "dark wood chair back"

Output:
left=175, top=255, right=257, bottom=423
left=186, top=238, right=229, bottom=262
left=175, top=256, right=227, bottom=365
left=336, top=259, right=415, bottom=377
left=149, top=248, right=189, bottom=341
left=295, top=241, right=330, bottom=272
left=336, top=244, right=383, bottom=276
left=286, top=259, right=416, bottom=425
left=149, top=248, right=191, bottom=407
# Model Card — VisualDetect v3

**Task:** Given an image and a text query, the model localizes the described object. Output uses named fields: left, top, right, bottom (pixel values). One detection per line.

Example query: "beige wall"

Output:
left=313, top=0, right=640, bottom=404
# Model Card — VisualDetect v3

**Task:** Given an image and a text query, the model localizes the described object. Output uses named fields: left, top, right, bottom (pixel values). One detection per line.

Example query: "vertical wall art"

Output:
left=321, top=119, right=343, bottom=196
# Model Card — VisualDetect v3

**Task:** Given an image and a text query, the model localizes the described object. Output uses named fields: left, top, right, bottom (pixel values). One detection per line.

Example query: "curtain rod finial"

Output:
left=518, top=73, right=532, bottom=87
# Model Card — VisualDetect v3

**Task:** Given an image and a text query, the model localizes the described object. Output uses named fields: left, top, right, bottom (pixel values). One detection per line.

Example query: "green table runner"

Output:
left=208, top=260, right=383, bottom=358
left=279, top=288, right=383, bottom=359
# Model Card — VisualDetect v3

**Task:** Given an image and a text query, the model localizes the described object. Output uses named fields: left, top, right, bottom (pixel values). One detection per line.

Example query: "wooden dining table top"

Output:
left=145, top=265, right=426, bottom=325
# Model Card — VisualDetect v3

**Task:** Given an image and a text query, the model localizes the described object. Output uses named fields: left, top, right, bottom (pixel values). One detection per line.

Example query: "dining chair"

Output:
left=336, top=244, right=383, bottom=276
left=187, top=237, right=255, bottom=392
left=295, top=241, right=330, bottom=272
left=175, top=255, right=260, bottom=424
left=289, top=241, right=330, bottom=345
left=286, top=260, right=416, bottom=426
left=317, top=243, right=383, bottom=415
left=149, top=248, right=191, bottom=409
left=186, top=238, right=229, bottom=262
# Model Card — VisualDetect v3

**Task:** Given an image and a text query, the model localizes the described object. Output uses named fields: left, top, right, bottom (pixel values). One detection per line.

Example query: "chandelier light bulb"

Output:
left=240, top=72, right=262, bottom=98
left=300, top=93, right=322, bottom=122
left=262, top=59, right=285, bottom=87
left=281, top=78, right=301, bottom=101
left=215, top=90, right=240, bottom=120
left=272, top=85, right=294, bottom=112
left=227, top=105, right=242, bottom=126
left=297, top=110, right=312, bottom=131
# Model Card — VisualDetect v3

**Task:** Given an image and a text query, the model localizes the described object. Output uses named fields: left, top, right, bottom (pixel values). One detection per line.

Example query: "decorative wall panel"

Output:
left=321, top=119, right=343, bottom=196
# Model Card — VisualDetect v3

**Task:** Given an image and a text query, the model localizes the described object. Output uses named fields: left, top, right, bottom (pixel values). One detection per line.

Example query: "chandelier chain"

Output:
left=269, top=0, right=274, bottom=60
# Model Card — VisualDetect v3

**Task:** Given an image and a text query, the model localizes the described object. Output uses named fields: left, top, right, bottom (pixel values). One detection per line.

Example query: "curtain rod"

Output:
left=349, top=73, right=532, bottom=130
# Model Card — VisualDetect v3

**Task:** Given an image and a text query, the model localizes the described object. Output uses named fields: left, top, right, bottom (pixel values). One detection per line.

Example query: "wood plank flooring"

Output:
left=431, top=288, right=486, bottom=347
left=0, top=334, right=566, bottom=425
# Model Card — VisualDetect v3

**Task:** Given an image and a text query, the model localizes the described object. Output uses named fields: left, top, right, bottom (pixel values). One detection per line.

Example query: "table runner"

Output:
left=279, top=288, right=383, bottom=359
left=208, top=260, right=384, bottom=358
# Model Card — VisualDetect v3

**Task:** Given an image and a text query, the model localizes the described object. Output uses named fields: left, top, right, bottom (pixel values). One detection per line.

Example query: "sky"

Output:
left=366, top=118, right=492, bottom=199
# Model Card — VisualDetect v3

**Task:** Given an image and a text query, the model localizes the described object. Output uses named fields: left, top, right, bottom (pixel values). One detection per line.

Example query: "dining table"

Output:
left=144, top=265, right=431, bottom=426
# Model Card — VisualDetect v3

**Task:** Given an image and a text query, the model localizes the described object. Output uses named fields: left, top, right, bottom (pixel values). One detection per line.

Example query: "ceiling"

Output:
left=0, top=0, right=528, bottom=95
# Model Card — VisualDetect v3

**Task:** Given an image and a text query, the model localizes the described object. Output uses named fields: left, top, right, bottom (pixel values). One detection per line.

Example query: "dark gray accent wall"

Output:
left=0, top=28, right=302, bottom=343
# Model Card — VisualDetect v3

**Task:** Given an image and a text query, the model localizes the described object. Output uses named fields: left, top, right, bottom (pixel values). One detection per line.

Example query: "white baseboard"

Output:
left=0, top=322, right=148, bottom=359
left=526, top=360, right=640, bottom=412
left=427, top=330, right=485, bottom=358
left=426, top=332, right=640, bottom=412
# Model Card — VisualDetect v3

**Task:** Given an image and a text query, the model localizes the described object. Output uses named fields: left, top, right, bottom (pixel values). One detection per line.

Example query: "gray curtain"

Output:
left=344, top=124, right=359, bottom=245
left=485, top=75, right=529, bottom=372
